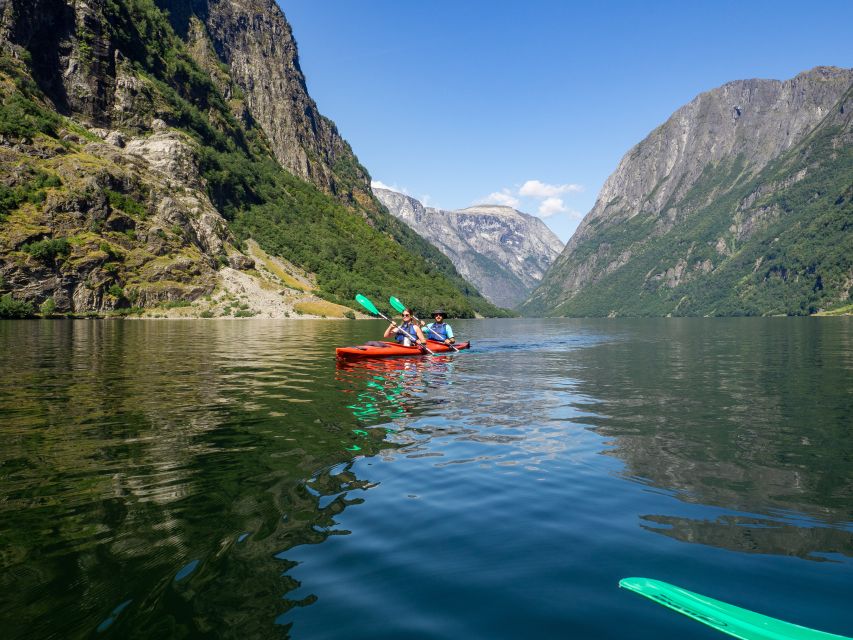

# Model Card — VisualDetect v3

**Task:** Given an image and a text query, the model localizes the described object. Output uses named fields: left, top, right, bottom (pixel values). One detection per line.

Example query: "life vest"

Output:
left=395, top=321, right=417, bottom=344
left=427, top=321, right=449, bottom=341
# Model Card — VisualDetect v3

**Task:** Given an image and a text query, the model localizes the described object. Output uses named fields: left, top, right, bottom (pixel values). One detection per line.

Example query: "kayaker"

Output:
left=422, top=309, right=455, bottom=345
left=383, top=309, right=426, bottom=347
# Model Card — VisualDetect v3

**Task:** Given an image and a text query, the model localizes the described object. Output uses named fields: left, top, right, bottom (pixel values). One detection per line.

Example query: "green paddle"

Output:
left=389, top=296, right=460, bottom=352
left=620, top=577, right=852, bottom=640
left=354, top=294, right=434, bottom=355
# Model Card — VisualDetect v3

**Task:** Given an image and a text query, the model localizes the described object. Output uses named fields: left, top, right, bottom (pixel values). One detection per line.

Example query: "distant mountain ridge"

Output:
left=374, top=188, right=563, bottom=308
left=523, top=66, right=853, bottom=317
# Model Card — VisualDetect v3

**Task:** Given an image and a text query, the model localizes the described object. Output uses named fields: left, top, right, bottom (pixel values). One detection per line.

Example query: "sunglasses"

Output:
left=402, top=313, right=411, bottom=317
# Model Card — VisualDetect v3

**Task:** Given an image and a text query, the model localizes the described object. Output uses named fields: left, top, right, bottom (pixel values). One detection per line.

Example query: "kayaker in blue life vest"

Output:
left=383, top=308, right=427, bottom=346
left=421, top=309, right=455, bottom=345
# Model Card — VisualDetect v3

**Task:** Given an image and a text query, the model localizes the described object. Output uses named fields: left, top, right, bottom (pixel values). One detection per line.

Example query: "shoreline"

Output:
left=2, top=313, right=849, bottom=321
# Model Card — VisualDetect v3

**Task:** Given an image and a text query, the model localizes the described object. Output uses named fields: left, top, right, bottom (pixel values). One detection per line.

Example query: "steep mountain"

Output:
left=0, top=0, right=503, bottom=318
left=374, top=188, right=563, bottom=308
left=523, top=66, right=853, bottom=317
left=158, top=0, right=373, bottom=204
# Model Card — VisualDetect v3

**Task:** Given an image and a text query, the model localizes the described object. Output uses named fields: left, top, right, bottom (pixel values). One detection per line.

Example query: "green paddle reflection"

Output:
left=335, top=355, right=456, bottom=427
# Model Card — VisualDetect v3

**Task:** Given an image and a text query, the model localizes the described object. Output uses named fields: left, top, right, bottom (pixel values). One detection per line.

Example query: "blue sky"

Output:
left=282, top=1, right=852, bottom=242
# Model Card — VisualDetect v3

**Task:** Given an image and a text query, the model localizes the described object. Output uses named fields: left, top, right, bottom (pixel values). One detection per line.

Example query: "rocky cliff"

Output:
left=374, top=188, right=563, bottom=308
left=523, top=66, right=853, bottom=316
left=157, top=0, right=374, bottom=205
left=0, top=0, right=501, bottom=318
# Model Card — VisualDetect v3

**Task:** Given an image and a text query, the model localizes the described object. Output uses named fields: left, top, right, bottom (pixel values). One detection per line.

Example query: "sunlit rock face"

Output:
left=374, top=188, right=563, bottom=309
left=161, top=0, right=373, bottom=204
left=523, top=66, right=853, bottom=317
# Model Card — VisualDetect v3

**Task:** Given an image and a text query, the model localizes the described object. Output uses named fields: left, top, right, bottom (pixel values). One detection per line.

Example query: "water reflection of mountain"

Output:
left=0, top=320, right=382, bottom=639
left=640, top=514, right=853, bottom=562
left=567, top=319, right=853, bottom=558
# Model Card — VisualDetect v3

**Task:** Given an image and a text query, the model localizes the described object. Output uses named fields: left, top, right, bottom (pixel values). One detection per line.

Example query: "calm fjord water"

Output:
left=0, top=318, right=851, bottom=639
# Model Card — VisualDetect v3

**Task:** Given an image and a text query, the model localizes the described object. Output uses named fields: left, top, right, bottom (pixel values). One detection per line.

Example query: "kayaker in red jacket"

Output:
left=383, top=309, right=426, bottom=346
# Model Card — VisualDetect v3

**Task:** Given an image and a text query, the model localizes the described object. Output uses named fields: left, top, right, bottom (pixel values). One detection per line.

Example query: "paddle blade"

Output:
left=355, top=294, right=379, bottom=316
left=619, top=578, right=851, bottom=640
left=388, top=296, right=406, bottom=314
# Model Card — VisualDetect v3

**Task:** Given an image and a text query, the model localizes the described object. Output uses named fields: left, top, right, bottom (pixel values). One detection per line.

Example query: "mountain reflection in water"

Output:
left=0, top=320, right=385, bottom=638
left=566, top=318, right=853, bottom=560
left=640, top=514, right=852, bottom=562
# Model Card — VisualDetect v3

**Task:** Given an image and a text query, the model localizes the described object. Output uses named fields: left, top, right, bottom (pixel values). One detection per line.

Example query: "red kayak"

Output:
left=336, top=340, right=470, bottom=360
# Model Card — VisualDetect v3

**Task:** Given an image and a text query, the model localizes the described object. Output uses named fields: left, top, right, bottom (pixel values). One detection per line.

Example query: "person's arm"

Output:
left=383, top=322, right=398, bottom=338
left=446, top=324, right=455, bottom=343
left=414, top=325, right=427, bottom=344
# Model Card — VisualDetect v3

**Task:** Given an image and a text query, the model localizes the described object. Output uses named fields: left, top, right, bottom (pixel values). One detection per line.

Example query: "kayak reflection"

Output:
left=335, top=356, right=456, bottom=427
left=336, top=339, right=471, bottom=359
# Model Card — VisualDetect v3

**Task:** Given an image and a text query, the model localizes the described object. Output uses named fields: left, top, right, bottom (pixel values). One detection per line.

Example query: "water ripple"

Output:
left=1, top=318, right=852, bottom=639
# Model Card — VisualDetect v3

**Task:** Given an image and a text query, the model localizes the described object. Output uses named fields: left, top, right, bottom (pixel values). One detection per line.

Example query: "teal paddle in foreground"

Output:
left=354, top=294, right=434, bottom=355
left=620, top=577, right=852, bottom=640
left=388, top=296, right=459, bottom=352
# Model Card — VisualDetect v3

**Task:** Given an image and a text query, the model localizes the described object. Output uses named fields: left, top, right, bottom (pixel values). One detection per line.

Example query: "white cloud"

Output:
left=482, top=188, right=520, bottom=209
left=538, top=197, right=568, bottom=217
left=371, top=180, right=408, bottom=194
left=519, top=179, right=583, bottom=198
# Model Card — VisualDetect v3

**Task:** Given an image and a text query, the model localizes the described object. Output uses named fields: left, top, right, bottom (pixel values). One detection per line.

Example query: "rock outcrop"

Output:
left=0, top=0, right=371, bottom=202
left=523, top=66, right=853, bottom=317
left=374, top=188, right=563, bottom=308
left=0, top=109, right=234, bottom=312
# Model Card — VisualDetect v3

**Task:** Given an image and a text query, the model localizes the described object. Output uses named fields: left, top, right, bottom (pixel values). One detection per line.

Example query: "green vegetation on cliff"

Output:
left=115, top=0, right=506, bottom=316
left=0, top=168, right=62, bottom=222
left=524, top=87, right=853, bottom=317
left=0, top=293, right=34, bottom=318
left=0, top=0, right=508, bottom=317
left=206, top=145, right=504, bottom=317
